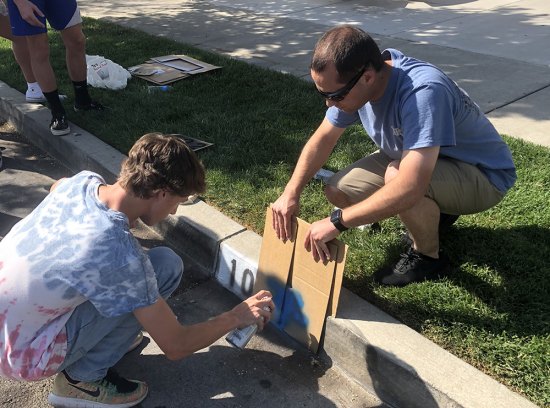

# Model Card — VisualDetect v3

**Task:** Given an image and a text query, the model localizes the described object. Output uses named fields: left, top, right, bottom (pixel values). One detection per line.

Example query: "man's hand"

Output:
left=230, top=290, right=275, bottom=331
left=271, top=192, right=299, bottom=241
left=305, top=217, right=340, bottom=263
left=13, top=0, right=45, bottom=27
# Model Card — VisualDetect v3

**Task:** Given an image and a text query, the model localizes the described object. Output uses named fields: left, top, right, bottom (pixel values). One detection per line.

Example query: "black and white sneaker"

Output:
left=374, top=246, right=450, bottom=287
left=50, top=114, right=70, bottom=136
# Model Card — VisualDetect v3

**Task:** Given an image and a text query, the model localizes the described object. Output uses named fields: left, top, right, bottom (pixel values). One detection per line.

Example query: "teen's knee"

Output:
left=147, top=247, right=183, bottom=298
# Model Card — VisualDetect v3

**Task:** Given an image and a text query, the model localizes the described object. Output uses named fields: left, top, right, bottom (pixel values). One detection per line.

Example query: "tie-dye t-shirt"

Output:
left=0, top=171, right=159, bottom=381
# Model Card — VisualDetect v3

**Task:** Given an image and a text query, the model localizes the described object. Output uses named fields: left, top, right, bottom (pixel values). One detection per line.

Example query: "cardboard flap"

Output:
left=152, top=54, right=221, bottom=75
left=254, top=208, right=296, bottom=324
left=128, top=62, right=189, bottom=85
left=328, top=242, right=348, bottom=317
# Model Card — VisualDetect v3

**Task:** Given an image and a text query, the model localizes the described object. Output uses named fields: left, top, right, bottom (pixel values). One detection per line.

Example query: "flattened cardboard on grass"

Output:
left=178, top=135, right=213, bottom=152
left=128, top=54, right=220, bottom=85
left=127, top=62, right=189, bottom=85
left=254, top=208, right=347, bottom=353
left=151, top=55, right=221, bottom=75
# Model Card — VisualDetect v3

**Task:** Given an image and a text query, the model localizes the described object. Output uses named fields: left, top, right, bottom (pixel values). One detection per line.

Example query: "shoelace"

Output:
left=395, top=249, right=423, bottom=271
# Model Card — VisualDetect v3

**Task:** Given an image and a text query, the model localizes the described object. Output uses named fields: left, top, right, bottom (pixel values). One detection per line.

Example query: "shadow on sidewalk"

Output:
left=117, top=342, right=343, bottom=408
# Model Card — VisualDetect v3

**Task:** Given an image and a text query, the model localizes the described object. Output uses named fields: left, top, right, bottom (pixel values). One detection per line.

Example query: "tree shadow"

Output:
left=76, top=0, right=550, bottom=117
left=0, top=130, right=70, bottom=237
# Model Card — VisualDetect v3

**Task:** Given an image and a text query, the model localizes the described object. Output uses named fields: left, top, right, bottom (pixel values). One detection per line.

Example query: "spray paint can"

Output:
left=226, top=298, right=272, bottom=349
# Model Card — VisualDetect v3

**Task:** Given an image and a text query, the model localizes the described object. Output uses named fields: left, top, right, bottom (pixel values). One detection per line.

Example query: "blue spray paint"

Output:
left=266, top=276, right=308, bottom=331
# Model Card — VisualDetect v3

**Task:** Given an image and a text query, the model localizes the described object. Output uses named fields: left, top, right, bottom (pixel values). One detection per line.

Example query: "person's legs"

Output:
left=23, top=33, right=56, bottom=91
left=59, top=23, right=86, bottom=82
left=6, top=0, right=71, bottom=134
left=374, top=158, right=505, bottom=286
left=325, top=150, right=391, bottom=207
left=24, top=33, right=71, bottom=135
left=59, top=246, right=183, bottom=381
left=49, top=247, right=183, bottom=407
left=49, top=0, right=103, bottom=112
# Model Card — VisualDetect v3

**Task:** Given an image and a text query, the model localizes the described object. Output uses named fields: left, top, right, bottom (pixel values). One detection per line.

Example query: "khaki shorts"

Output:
left=327, top=150, right=505, bottom=215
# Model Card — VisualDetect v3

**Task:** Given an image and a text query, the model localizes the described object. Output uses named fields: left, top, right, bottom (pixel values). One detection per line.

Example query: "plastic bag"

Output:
left=86, top=55, right=131, bottom=90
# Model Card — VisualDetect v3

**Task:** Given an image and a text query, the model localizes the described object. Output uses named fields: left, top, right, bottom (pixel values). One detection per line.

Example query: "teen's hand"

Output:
left=230, top=290, right=275, bottom=331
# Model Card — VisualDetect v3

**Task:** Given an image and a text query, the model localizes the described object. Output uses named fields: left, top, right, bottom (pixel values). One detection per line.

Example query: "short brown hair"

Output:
left=118, top=133, right=206, bottom=199
left=311, top=25, right=384, bottom=82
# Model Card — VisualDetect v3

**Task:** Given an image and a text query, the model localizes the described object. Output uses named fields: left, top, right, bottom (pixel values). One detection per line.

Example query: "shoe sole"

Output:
left=47, top=387, right=148, bottom=408
left=50, top=126, right=71, bottom=136
left=126, top=332, right=144, bottom=354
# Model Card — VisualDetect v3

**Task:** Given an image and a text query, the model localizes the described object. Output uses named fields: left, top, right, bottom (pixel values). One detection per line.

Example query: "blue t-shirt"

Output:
left=0, top=171, right=159, bottom=380
left=326, top=49, right=516, bottom=192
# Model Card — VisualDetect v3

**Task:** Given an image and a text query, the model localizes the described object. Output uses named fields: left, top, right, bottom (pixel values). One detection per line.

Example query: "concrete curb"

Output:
left=0, top=81, right=538, bottom=408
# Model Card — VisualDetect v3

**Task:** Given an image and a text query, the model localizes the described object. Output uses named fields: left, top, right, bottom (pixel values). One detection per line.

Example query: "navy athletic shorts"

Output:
left=7, top=0, right=82, bottom=36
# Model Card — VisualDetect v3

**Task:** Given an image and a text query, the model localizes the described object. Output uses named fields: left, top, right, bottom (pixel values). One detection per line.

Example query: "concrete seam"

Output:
left=484, top=82, right=550, bottom=114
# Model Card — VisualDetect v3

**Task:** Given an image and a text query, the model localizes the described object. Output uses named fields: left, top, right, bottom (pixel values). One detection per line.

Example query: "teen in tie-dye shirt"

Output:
left=0, top=170, right=159, bottom=380
left=0, top=133, right=275, bottom=408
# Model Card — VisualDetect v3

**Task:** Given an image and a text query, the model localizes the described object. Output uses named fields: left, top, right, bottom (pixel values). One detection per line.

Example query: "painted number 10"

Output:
left=229, top=259, right=255, bottom=297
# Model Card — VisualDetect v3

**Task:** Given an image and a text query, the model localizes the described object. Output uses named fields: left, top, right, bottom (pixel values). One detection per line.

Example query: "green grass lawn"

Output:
left=1, top=18, right=549, bottom=406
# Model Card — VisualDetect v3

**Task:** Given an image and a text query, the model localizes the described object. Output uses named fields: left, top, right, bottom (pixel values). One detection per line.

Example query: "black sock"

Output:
left=43, top=90, right=66, bottom=117
left=73, top=80, right=92, bottom=107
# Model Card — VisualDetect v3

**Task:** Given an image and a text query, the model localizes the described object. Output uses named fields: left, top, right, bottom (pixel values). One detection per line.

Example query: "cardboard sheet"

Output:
left=127, top=62, right=189, bottom=85
left=151, top=54, right=221, bottom=75
left=128, top=54, right=221, bottom=85
left=254, top=207, right=348, bottom=353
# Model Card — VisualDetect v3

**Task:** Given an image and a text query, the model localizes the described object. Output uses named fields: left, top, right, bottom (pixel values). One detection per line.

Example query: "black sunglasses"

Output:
left=316, top=66, right=367, bottom=102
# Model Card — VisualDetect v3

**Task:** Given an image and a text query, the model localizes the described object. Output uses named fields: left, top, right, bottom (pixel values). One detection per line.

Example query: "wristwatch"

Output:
left=330, top=209, right=349, bottom=232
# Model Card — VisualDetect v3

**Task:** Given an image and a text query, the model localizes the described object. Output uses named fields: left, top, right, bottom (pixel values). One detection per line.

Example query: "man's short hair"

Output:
left=311, top=25, right=384, bottom=82
left=118, top=133, right=206, bottom=199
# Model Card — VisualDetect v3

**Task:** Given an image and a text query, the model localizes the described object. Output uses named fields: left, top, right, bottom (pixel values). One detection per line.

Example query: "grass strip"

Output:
left=0, top=18, right=548, bottom=406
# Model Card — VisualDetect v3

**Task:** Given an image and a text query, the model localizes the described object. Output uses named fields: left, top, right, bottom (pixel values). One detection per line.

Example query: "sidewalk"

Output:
left=78, top=0, right=550, bottom=148
left=1, top=0, right=547, bottom=406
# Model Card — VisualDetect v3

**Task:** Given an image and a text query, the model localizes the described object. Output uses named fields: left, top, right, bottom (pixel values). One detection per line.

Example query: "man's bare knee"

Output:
left=384, top=160, right=401, bottom=184
left=324, top=185, right=352, bottom=208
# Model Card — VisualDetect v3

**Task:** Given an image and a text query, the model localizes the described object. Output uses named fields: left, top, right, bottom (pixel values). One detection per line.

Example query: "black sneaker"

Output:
left=0, top=149, right=3, bottom=171
left=374, top=246, right=450, bottom=287
left=50, top=114, right=70, bottom=136
left=74, top=100, right=105, bottom=112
